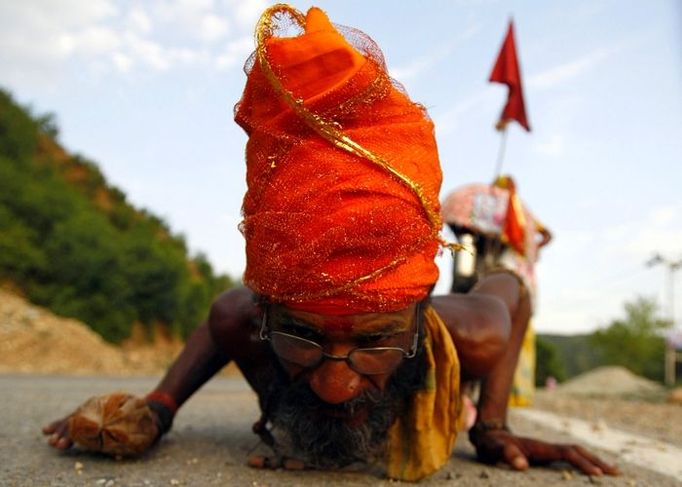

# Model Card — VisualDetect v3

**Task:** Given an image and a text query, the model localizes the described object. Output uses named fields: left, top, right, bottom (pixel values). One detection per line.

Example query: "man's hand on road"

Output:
left=42, top=393, right=160, bottom=456
left=248, top=454, right=306, bottom=471
left=470, top=427, right=619, bottom=476
left=43, top=415, right=74, bottom=451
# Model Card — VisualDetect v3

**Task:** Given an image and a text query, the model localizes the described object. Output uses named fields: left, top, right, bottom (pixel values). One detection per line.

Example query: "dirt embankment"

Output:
left=534, top=366, right=682, bottom=448
left=0, top=289, right=216, bottom=376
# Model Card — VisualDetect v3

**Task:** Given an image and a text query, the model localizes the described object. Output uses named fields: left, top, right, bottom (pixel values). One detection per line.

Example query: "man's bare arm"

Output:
left=434, top=274, right=618, bottom=476
left=42, top=287, right=255, bottom=452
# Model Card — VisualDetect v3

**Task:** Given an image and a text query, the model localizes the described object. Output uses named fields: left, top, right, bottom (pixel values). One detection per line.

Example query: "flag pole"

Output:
left=489, top=18, right=530, bottom=182
left=493, top=124, right=508, bottom=180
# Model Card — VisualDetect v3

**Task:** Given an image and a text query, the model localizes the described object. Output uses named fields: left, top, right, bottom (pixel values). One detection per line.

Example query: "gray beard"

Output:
left=264, top=348, right=426, bottom=470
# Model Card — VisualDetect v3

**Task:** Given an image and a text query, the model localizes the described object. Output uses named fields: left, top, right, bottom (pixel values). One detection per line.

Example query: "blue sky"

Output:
left=1, top=0, right=680, bottom=334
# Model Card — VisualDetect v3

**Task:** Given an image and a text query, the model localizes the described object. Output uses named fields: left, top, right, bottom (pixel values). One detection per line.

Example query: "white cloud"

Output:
left=0, top=0, right=118, bottom=56
left=199, top=13, right=230, bottom=42
left=51, top=0, right=118, bottom=24
left=112, top=52, right=133, bottom=73
left=123, top=33, right=170, bottom=71
left=0, top=0, right=117, bottom=29
left=651, top=206, right=677, bottom=226
left=0, top=0, right=262, bottom=85
left=53, top=34, right=77, bottom=58
left=154, top=0, right=214, bottom=22
left=178, top=0, right=214, bottom=11
left=0, top=0, right=119, bottom=85
left=226, top=0, right=270, bottom=30
left=433, top=89, right=491, bottom=136
left=389, top=23, right=480, bottom=82
left=527, top=46, right=617, bottom=90
left=152, top=0, right=231, bottom=44
left=119, top=37, right=207, bottom=72
left=622, top=205, right=682, bottom=258
left=215, top=36, right=254, bottom=70
left=69, top=26, right=122, bottom=55
left=390, top=56, right=436, bottom=82
left=127, top=8, right=152, bottom=34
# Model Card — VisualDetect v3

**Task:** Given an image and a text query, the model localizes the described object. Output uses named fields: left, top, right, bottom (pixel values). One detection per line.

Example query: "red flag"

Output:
left=489, top=20, right=530, bottom=132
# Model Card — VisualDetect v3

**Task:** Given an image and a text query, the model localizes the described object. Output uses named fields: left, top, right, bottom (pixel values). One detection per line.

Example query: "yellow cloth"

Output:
left=385, top=306, right=463, bottom=481
left=509, top=321, right=536, bottom=407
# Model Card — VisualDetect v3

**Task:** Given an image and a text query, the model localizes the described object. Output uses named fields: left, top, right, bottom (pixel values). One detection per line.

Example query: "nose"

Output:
left=308, top=354, right=362, bottom=404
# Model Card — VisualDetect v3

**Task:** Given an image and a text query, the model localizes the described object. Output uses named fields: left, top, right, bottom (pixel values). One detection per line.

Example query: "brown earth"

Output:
left=0, top=289, right=239, bottom=377
left=533, top=365, right=682, bottom=447
left=555, top=365, right=665, bottom=397
left=535, top=389, right=682, bottom=448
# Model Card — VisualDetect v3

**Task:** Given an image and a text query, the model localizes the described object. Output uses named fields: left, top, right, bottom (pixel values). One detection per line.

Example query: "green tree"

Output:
left=0, top=89, right=40, bottom=160
left=535, top=337, right=567, bottom=386
left=589, top=296, right=671, bottom=382
left=0, top=87, right=235, bottom=343
left=40, top=211, right=137, bottom=341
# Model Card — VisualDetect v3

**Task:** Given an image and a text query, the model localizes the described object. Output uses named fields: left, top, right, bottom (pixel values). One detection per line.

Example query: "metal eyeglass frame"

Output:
left=258, top=303, right=422, bottom=374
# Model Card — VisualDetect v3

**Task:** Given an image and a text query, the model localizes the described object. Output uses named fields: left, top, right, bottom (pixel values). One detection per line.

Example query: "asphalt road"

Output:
left=2, top=374, right=678, bottom=487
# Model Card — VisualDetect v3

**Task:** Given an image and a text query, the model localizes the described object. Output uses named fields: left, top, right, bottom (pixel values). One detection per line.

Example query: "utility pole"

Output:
left=646, top=253, right=682, bottom=386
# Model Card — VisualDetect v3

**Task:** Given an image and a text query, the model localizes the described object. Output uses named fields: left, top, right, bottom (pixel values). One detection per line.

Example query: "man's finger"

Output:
left=510, top=436, right=563, bottom=464
left=56, top=437, right=73, bottom=450
left=247, top=454, right=282, bottom=469
left=57, top=421, right=68, bottom=435
left=563, top=446, right=603, bottom=476
left=247, top=454, right=266, bottom=468
left=503, top=442, right=529, bottom=470
left=520, top=438, right=619, bottom=476
left=42, top=421, right=61, bottom=435
left=283, top=458, right=305, bottom=470
left=574, top=445, right=619, bottom=476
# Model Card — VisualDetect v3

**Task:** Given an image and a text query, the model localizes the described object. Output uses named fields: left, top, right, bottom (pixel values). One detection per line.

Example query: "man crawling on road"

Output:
left=43, top=5, right=618, bottom=481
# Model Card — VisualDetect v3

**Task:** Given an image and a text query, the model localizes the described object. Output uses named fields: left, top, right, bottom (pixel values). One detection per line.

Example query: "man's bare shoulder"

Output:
left=432, top=292, right=508, bottom=328
left=209, top=286, right=257, bottom=318
left=207, top=287, right=261, bottom=355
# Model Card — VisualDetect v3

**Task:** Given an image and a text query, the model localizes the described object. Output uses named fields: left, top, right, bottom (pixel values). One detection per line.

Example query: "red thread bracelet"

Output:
left=145, top=390, right=179, bottom=416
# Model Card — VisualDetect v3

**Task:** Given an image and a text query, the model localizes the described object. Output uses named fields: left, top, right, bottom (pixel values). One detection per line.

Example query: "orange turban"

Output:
left=235, top=5, right=444, bottom=315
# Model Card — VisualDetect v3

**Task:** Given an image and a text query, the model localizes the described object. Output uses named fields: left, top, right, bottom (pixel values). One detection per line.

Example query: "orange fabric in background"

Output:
left=235, top=7, right=443, bottom=315
left=494, top=175, right=527, bottom=256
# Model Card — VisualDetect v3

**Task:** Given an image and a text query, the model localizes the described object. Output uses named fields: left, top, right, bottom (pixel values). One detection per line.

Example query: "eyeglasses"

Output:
left=259, top=305, right=421, bottom=376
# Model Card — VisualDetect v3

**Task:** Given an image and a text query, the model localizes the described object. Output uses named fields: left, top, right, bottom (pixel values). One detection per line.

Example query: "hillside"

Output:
left=0, top=288, right=171, bottom=375
left=0, top=287, right=241, bottom=376
left=0, top=88, right=234, bottom=343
